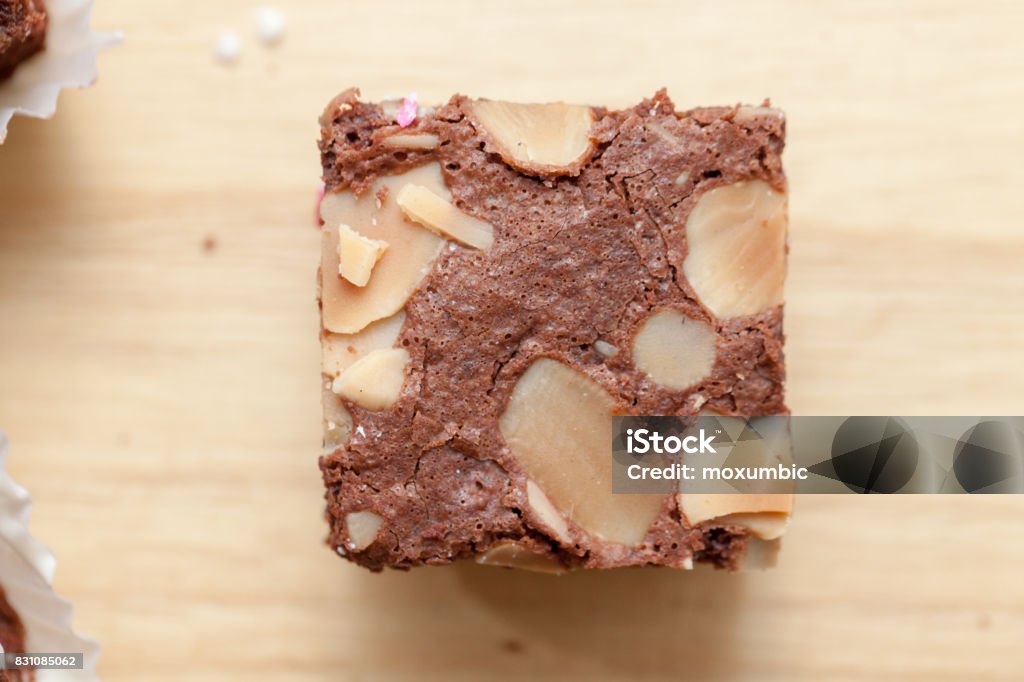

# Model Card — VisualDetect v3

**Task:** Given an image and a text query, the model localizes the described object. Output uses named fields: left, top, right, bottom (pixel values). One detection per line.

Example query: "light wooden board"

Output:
left=1, top=1, right=1023, bottom=679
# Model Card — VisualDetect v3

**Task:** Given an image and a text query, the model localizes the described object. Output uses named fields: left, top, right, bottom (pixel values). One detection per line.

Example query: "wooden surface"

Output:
left=1, top=1, right=1023, bottom=679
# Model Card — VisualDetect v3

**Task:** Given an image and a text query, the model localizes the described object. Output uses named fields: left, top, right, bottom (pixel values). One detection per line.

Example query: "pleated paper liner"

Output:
left=0, top=433, right=99, bottom=680
left=0, top=0, right=121, bottom=143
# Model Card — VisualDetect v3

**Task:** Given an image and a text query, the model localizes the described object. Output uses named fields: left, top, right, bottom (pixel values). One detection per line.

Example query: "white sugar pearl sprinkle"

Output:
left=214, top=31, right=242, bottom=63
left=255, top=7, right=286, bottom=45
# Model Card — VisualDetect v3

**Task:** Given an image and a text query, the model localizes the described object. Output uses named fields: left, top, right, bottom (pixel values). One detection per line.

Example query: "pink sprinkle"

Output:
left=396, top=92, right=418, bottom=128
left=315, top=182, right=325, bottom=227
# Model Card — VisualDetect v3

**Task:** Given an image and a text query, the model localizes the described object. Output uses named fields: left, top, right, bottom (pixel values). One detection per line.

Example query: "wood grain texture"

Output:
left=1, top=1, right=1023, bottom=679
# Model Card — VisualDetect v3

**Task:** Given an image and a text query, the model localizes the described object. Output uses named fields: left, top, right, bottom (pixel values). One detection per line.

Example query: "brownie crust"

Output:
left=319, top=89, right=787, bottom=571
left=0, top=0, right=46, bottom=81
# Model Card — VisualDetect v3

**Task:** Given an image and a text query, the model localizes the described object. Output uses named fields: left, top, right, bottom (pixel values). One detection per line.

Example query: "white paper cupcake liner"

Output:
left=0, top=0, right=121, bottom=143
left=0, top=433, right=99, bottom=680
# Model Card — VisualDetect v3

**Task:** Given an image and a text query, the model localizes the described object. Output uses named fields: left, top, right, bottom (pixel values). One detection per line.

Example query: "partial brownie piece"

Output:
left=0, top=0, right=46, bottom=81
left=0, top=583, right=29, bottom=681
left=318, top=88, right=791, bottom=573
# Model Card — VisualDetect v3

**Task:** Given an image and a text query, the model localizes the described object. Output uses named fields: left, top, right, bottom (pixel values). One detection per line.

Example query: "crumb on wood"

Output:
left=500, top=638, right=525, bottom=654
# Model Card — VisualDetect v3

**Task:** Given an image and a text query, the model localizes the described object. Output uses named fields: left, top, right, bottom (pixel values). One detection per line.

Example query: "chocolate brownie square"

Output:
left=317, top=88, right=791, bottom=572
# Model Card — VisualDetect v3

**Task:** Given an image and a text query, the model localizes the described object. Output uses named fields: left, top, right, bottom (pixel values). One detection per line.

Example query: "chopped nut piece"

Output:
left=320, top=163, right=448, bottom=333
left=382, top=133, right=440, bottom=150
left=525, top=479, right=571, bottom=544
left=499, top=358, right=665, bottom=545
left=322, top=311, right=406, bottom=379
left=331, top=348, right=409, bottom=410
left=733, top=105, right=785, bottom=126
left=678, top=493, right=793, bottom=527
left=336, top=222, right=388, bottom=287
left=713, top=512, right=790, bottom=540
left=396, top=184, right=495, bottom=250
left=322, top=312, right=404, bottom=449
left=632, top=310, right=716, bottom=390
left=475, top=542, right=566, bottom=574
left=379, top=98, right=401, bottom=121
left=683, top=180, right=787, bottom=319
left=679, top=415, right=794, bottom=544
left=594, top=340, right=619, bottom=358
left=679, top=426, right=792, bottom=558
left=469, top=99, right=596, bottom=177
left=322, top=384, right=353, bottom=452
left=345, top=511, right=384, bottom=550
